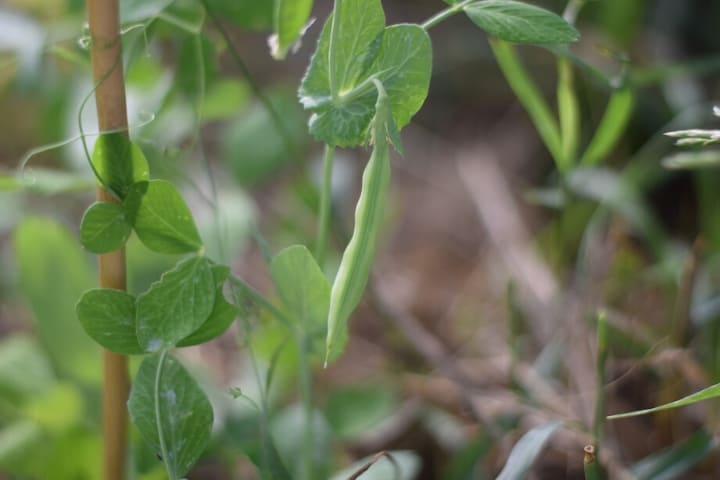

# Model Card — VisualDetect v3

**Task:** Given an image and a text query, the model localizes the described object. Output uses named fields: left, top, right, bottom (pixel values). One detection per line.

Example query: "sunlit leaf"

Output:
left=124, top=180, right=203, bottom=254
left=464, top=1, right=579, bottom=45
left=91, top=133, right=149, bottom=199
left=271, top=0, right=314, bottom=60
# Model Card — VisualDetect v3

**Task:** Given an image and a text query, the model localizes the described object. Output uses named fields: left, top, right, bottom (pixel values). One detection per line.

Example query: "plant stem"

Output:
left=315, top=145, right=335, bottom=267
left=421, top=0, right=474, bottom=30
left=86, top=0, right=130, bottom=477
left=154, top=351, right=177, bottom=480
left=592, top=311, right=608, bottom=460
left=489, top=38, right=563, bottom=165
left=298, top=334, right=314, bottom=480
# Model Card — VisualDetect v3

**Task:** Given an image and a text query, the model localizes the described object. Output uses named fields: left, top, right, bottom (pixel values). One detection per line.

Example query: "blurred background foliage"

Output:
left=2, top=0, right=720, bottom=478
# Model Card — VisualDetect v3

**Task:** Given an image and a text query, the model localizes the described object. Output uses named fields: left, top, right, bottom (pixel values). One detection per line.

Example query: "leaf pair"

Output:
left=76, top=257, right=236, bottom=354
left=298, top=0, right=431, bottom=147
left=81, top=133, right=202, bottom=255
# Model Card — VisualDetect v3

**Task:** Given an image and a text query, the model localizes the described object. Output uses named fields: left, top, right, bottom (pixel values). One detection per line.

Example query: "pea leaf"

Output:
left=464, top=0, right=579, bottom=45
left=271, top=0, right=314, bottom=60
left=76, top=289, right=143, bottom=355
left=124, top=180, right=203, bottom=254
left=298, top=0, right=432, bottom=147
left=79, top=202, right=132, bottom=254
left=270, top=245, right=329, bottom=341
left=91, top=133, right=149, bottom=199
left=128, top=354, right=213, bottom=478
left=177, top=264, right=237, bottom=347
left=136, top=256, right=215, bottom=351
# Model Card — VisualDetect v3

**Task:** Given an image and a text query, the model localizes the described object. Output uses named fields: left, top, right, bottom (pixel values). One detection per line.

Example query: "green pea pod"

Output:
left=325, top=79, right=393, bottom=365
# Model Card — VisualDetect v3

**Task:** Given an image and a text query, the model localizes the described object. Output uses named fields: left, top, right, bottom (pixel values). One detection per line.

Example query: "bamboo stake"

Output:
left=86, top=0, right=130, bottom=478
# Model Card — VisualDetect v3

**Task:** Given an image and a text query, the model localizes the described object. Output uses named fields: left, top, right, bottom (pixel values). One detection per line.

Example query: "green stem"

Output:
left=316, top=145, right=335, bottom=267
left=593, top=311, right=608, bottom=449
left=421, top=0, right=474, bottom=30
left=154, top=350, right=176, bottom=480
left=489, top=38, right=563, bottom=164
left=557, top=58, right=580, bottom=172
left=298, top=334, right=314, bottom=480
left=328, top=0, right=342, bottom=98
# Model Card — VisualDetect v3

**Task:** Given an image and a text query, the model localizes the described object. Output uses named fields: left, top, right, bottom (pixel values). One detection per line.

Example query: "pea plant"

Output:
left=69, top=0, right=595, bottom=478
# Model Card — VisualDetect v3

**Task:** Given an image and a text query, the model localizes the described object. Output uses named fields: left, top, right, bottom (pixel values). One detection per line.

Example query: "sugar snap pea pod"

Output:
left=325, top=79, right=393, bottom=365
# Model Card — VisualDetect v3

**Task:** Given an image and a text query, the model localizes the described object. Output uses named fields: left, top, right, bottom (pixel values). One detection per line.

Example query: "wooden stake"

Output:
left=86, top=0, right=130, bottom=477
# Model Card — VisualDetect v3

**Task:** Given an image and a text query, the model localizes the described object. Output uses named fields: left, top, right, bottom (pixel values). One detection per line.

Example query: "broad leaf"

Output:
left=271, top=0, right=314, bottom=60
left=14, top=218, right=99, bottom=383
left=299, top=0, right=431, bottom=146
left=270, top=245, right=329, bottom=339
left=119, top=0, right=174, bottom=23
left=304, top=24, right=432, bottom=147
left=464, top=0, right=579, bottom=45
left=136, top=256, right=215, bottom=351
left=177, top=264, right=237, bottom=347
left=91, top=133, right=149, bottom=199
left=124, top=180, right=203, bottom=254
left=80, top=201, right=132, bottom=253
left=76, top=289, right=143, bottom=355
left=270, top=404, right=333, bottom=479
left=0, top=336, right=54, bottom=404
left=496, top=421, right=563, bottom=480
left=128, top=354, right=213, bottom=478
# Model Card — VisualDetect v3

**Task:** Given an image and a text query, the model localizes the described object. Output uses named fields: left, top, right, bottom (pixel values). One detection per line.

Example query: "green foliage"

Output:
left=272, top=0, right=314, bottom=60
left=270, top=245, right=329, bottom=342
left=124, top=180, right=203, bottom=254
left=136, top=256, right=216, bottom=352
left=80, top=201, right=132, bottom=253
left=14, top=218, right=100, bottom=383
left=128, top=353, right=213, bottom=479
left=329, top=450, right=421, bottom=480
left=630, top=430, right=714, bottom=480
left=324, top=385, right=397, bottom=439
left=464, top=0, right=579, bottom=44
left=299, top=0, right=431, bottom=146
left=91, top=133, right=149, bottom=199
left=76, top=289, right=143, bottom=354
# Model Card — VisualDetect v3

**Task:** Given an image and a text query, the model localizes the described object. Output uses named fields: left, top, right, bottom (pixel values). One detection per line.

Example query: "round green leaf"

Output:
left=128, top=354, right=213, bottom=478
left=80, top=201, right=132, bottom=254
left=124, top=180, right=203, bottom=254
left=464, top=0, right=580, bottom=45
left=177, top=264, right=237, bottom=347
left=76, top=288, right=143, bottom=355
left=91, top=133, right=149, bottom=199
left=136, top=256, right=215, bottom=351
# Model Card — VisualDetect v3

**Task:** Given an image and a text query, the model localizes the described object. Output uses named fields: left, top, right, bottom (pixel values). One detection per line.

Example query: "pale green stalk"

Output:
left=316, top=145, right=336, bottom=267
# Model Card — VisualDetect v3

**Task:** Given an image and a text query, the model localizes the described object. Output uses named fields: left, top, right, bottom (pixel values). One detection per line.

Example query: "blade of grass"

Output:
left=489, top=38, right=563, bottom=166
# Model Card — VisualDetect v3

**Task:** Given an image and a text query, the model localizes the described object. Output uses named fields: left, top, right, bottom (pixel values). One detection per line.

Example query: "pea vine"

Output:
left=74, top=0, right=583, bottom=477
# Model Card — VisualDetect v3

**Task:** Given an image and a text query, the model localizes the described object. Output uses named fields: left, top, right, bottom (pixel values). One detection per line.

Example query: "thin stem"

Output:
left=200, top=0, right=297, bottom=157
left=154, top=351, right=177, bottom=480
left=315, top=145, right=335, bottom=267
left=556, top=58, right=580, bottom=172
left=86, top=0, right=130, bottom=477
left=227, top=274, right=292, bottom=327
left=421, top=0, right=474, bottom=30
left=297, top=334, right=314, bottom=480
left=592, top=311, right=608, bottom=458
left=328, top=0, right=342, bottom=97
